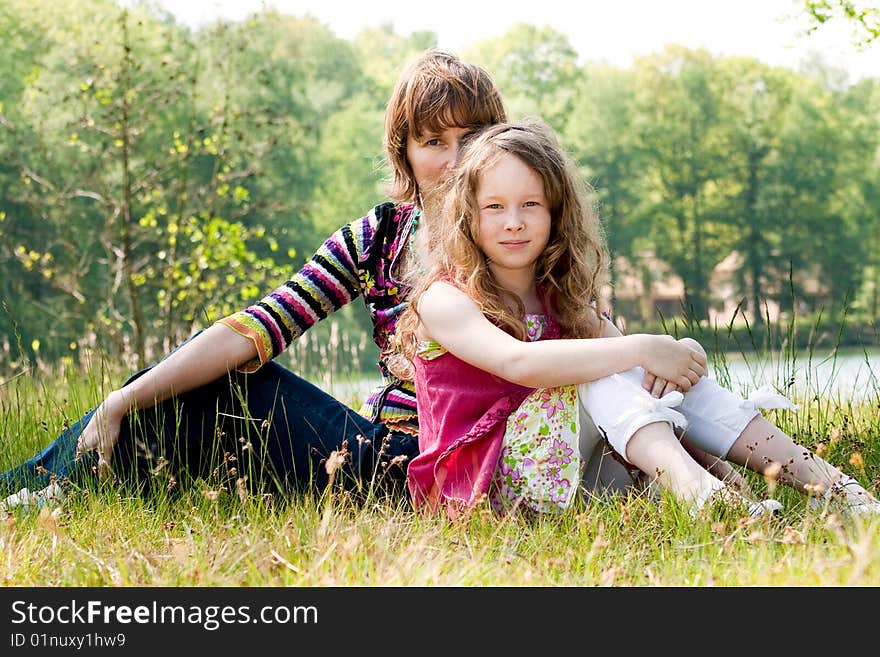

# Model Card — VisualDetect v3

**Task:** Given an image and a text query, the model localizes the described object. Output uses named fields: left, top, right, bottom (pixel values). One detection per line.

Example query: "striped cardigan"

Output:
left=218, top=202, right=420, bottom=435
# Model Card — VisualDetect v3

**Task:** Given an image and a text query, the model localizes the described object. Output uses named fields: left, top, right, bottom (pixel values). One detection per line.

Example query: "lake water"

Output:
left=318, top=348, right=880, bottom=404
left=708, top=348, right=880, bottom=401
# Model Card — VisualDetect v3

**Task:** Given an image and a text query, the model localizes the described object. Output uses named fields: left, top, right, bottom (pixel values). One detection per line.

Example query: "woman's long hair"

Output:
left=392, top=118, right=609, bottom=377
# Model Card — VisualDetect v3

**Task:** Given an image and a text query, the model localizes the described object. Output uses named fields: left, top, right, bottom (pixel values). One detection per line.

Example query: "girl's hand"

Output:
left=676, top=337, right=707, bottom=361
left=635, top=334, right=706, bottom=392
left=74, top=392, right=126, bottom=478
left=641, top=338, right=708, bottom=397
left=641, top=373, right=681, bottom=398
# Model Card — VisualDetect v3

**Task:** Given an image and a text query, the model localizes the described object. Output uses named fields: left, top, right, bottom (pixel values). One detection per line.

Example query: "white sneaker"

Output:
left=748, top=498, right=784, bottom=517
left=808, top=475, right=880, bottom=517
left=692, top=482, right=782, bottom=518
left=0, top=483, right=65, bottom=513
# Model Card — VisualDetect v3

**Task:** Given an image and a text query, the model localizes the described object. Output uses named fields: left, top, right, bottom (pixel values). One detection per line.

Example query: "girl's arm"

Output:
left=418, top=282, right=706, bottom=390
left=600, top=315, right=707, bottom=396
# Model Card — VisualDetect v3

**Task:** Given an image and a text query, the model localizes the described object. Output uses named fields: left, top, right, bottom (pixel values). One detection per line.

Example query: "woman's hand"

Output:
left=635, top=334, right=707, bottom=393
left=74, top=391, right=128, bottom=478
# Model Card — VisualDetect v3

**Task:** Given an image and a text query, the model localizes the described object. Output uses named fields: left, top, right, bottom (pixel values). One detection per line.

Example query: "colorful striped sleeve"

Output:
left=216, top=211, right=376, bottom=371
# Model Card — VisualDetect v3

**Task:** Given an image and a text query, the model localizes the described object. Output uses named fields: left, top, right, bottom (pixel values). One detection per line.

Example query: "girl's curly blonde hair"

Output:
left=392, top=118, right=609, bottom=379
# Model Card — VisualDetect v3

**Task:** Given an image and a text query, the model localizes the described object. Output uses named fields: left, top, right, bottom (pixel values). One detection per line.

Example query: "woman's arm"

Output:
left=75, top=323, right=257, bottom=474
left=76, top=208, right=388, bottom=473
left=418, top=282, right=706, bottom=390
left=216, top=212, right=376, bottom=370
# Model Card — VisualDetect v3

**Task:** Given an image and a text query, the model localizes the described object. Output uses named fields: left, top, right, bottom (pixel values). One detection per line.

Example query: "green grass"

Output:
left=2, top=342, right=880, bottom=587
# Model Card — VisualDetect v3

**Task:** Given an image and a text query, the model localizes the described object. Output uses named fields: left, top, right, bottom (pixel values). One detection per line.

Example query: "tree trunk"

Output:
left=119, top=11, right=146, bottom=368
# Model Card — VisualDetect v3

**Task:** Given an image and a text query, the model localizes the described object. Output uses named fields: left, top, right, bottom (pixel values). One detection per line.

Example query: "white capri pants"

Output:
left=578, top=367, right=796, bottom=466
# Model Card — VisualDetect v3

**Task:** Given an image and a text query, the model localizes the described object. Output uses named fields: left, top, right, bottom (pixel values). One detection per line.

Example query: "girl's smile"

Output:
left=476, top=151, right=551, bottom=286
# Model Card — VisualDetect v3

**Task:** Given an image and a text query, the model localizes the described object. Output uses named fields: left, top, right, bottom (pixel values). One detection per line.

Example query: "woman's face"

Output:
left=406, top=126, right=471, bottom=209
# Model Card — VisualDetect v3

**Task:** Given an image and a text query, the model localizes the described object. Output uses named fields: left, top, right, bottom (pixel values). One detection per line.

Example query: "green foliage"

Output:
left=629, top=46, right=730, bottom=322
left=564, top=64, right=646, bottom=303
left=464, top=23, right=582, bottom=127
left=0, top=4, right=878, bottom=374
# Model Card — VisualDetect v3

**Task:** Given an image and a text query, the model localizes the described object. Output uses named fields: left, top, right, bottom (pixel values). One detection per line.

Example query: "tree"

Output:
left=564, top=64, right=647, bottom=318
left=4, top=4, right=307, bottom=365
left=763, top=72, right=864, bottom=320
left=714, top=58, right=794, bottom=333
left=631, top=47, right=730, bottom=324
left=465, top=24, right=582, bottom=130
left=0, top=0, right=54, bottom=366
left=802, top=0, right=880, bottom=46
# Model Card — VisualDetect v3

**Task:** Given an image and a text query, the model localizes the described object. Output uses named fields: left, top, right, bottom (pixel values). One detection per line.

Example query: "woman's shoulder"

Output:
left=370, top=201, right=416, bottom=225
left=352, top=201, right=416, bottom=246
left=342, top=201, right=416, bottom=264
left=340, top=201, right=415, bottom=233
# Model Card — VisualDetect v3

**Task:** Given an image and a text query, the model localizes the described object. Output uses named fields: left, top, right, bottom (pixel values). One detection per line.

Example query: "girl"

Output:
left=397, top=119, right=880, bottom=519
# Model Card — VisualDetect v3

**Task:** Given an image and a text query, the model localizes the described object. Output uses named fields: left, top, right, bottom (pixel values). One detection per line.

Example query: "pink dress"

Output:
left=408, top=313, right=581, bottom=517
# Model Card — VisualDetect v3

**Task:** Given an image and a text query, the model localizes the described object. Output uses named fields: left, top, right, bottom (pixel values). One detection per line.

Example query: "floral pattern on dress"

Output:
left=419, top=311, right=581, bottom=516
left=525, top=313, right=546, bottom=341
left=490, top=385, right=581, bottom=515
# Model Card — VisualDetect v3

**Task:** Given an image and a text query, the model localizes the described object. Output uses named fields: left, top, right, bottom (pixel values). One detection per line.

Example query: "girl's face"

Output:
left=476, top=151, right=551, bottom=279
left=406, top=126, right=471, bottom=209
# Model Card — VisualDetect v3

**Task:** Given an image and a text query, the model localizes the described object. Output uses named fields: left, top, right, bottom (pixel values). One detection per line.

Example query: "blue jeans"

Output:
left=1, top=359, right=416, bottom=499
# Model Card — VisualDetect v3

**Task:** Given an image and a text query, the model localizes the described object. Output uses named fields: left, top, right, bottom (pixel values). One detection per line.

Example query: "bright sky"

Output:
left=148, top=0, right=879, bottom=81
